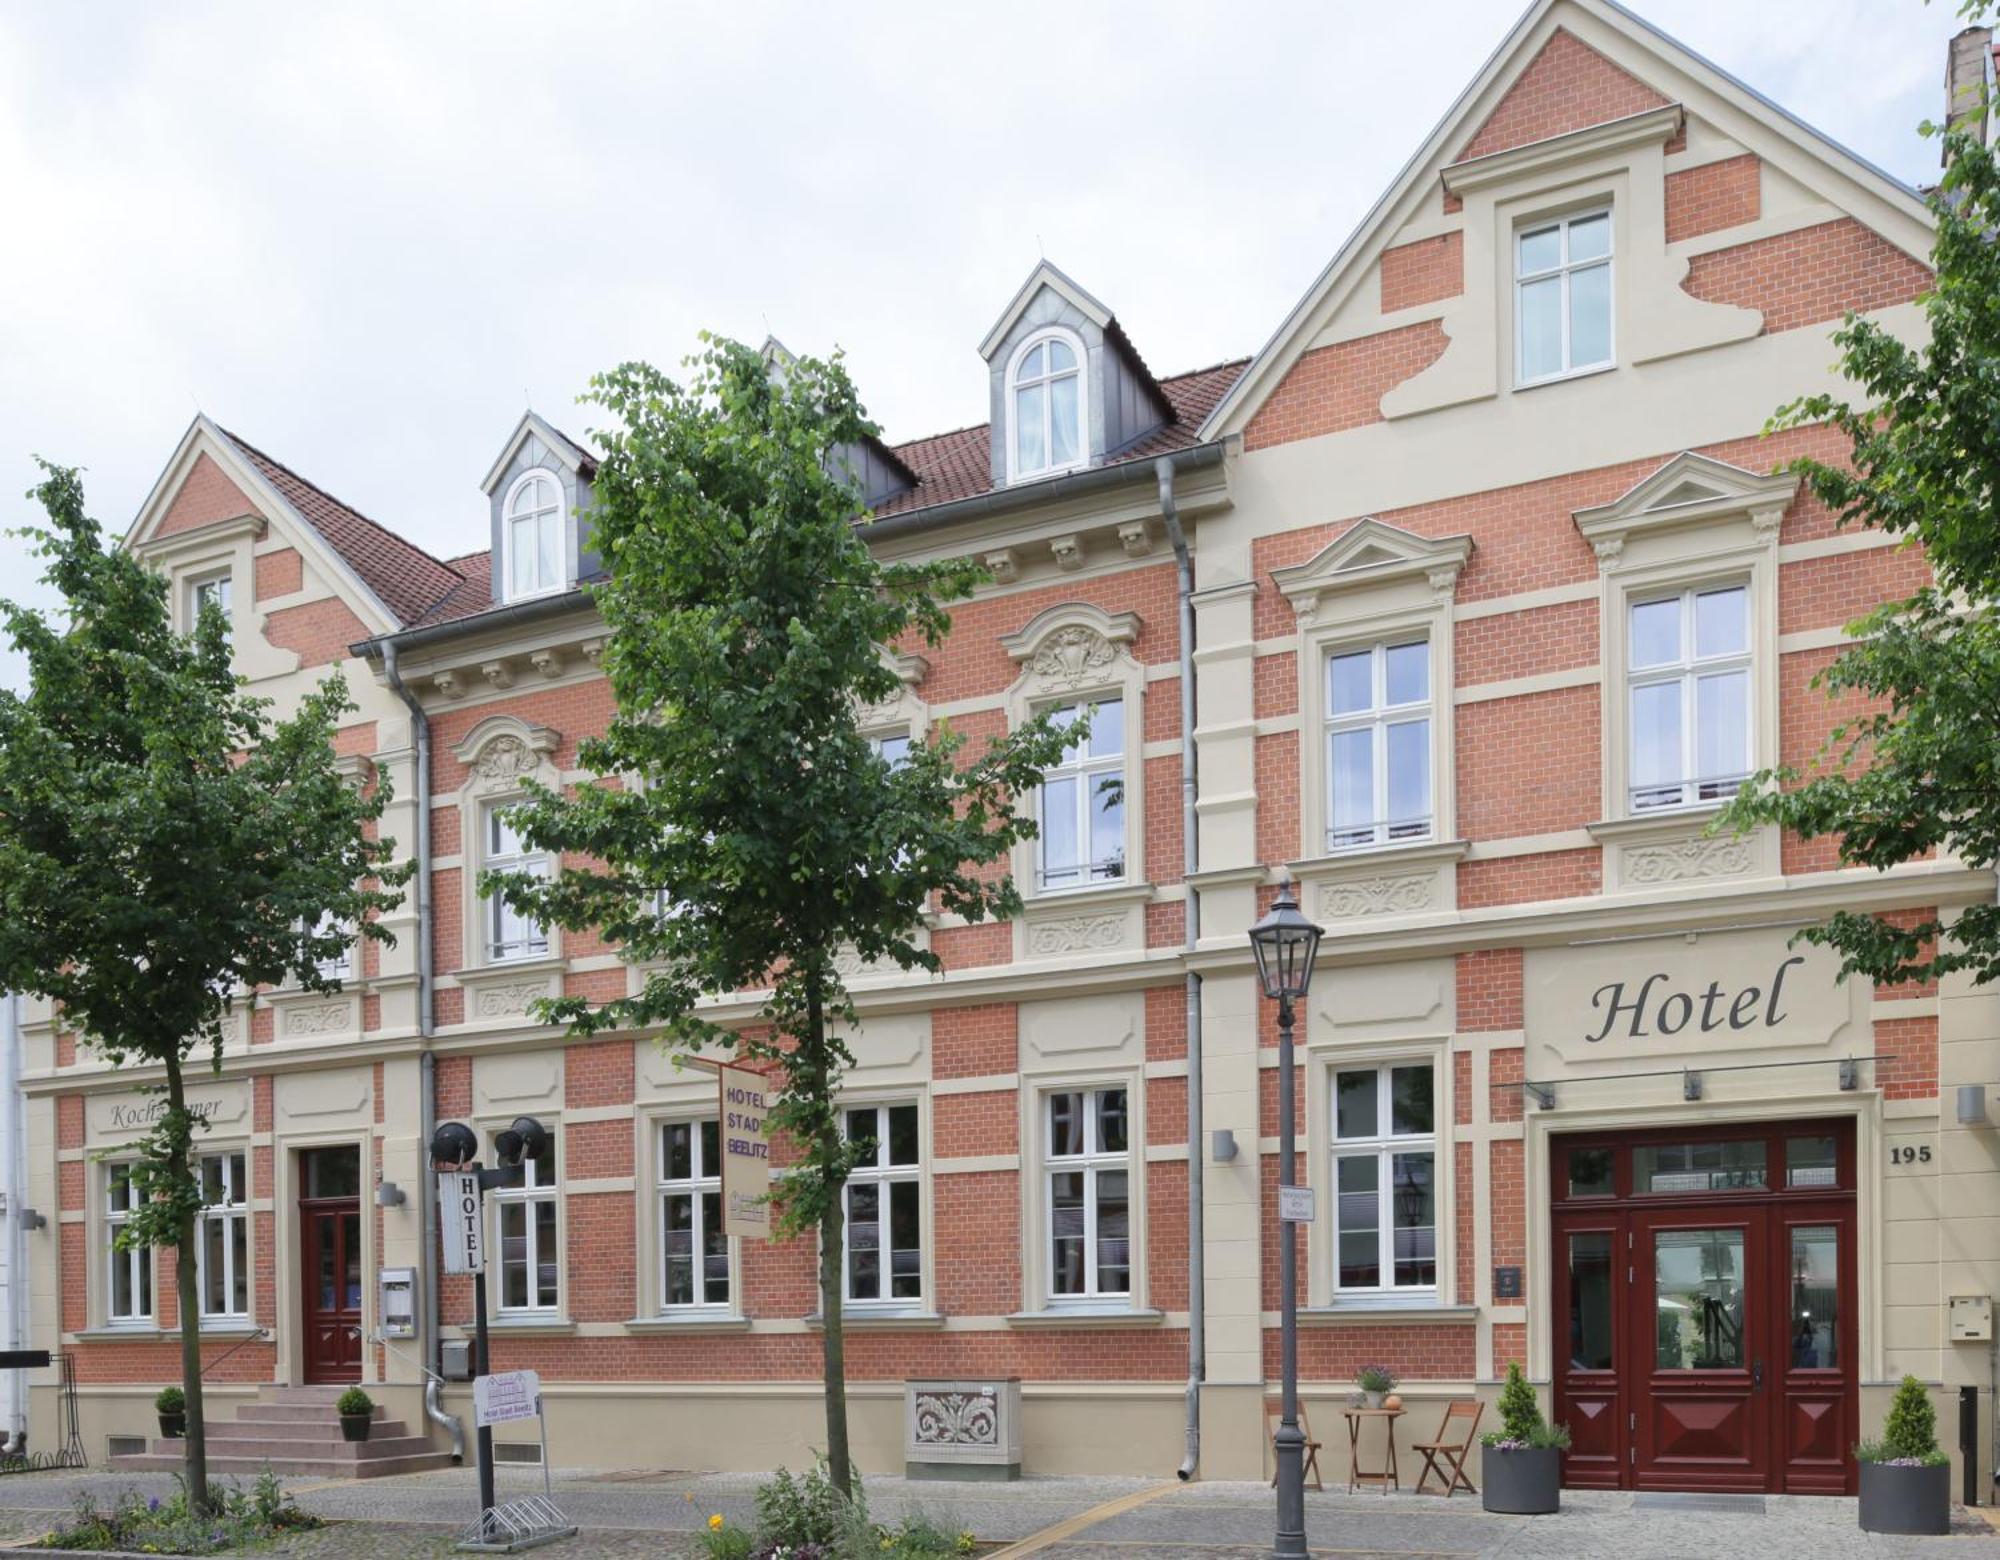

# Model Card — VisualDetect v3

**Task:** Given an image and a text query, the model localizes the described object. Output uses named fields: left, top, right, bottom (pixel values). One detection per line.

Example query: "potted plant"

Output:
left=1480, top=1362, right=1569, bottom=1515
left=154, top=1385, right=185, bottom=1440
left=336, top=1386, right=374, bottom=1444
left=1857, top=1375, right=1950, bottom=1534
left=1356, top=1364, right=1395, bottom=1410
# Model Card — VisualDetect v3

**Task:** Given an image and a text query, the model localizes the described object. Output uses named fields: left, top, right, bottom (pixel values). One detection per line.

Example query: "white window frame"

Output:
left=484, top=803, right=550, bottom=964
left=657, top=1117, right=732, bottom=1313
left=308, top=911, right=353, bottom=981
left=489, top=1128, right=560, bottom=1315
left=195, top=1150, right=250, bottom=1322
left=1036, top=698, right=1127, bottom=893
left=501, top=468, right=569, bottom=603
left=1626, top=582, right=1754, bottom=814
left=841, top=1102, right=923, bottom=1308
left=1005, top=327, right=1088, bottom=484
left=105, top=1162, right=152, bottom=1326
left=1324, top=639, right=1434, bottom=852
left=1042, top=1085, right=1135, bottom=1305
left=187, top=570, right=233, bottom=642
left=1328, top=1060, right=1440, bottom=1300
left=1515, top=205, right=1613, bottom=386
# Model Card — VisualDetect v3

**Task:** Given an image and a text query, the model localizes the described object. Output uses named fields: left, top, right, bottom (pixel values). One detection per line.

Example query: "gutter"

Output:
left=351, top=586, right=595, bottom=663
left=1157, top=456, right=1205, bottom=1482
left=379, top=642, right=462, bottom=1463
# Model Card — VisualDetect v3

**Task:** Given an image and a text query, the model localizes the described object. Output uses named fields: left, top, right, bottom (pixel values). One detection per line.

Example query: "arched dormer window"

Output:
left=503, top=469, right=568, bottom=601
left=1008, top=329, right=1086, bottom=482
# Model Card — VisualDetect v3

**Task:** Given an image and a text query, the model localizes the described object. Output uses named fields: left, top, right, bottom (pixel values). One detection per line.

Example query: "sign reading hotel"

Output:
left=440, top=1172, right=485, bottom=1275
left=1525, top=926, right=1864, bottom=1067
left=718, top=1063, right=771, bottom=1240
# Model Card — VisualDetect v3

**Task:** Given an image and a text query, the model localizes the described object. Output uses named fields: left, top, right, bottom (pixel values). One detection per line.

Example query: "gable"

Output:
left=1456, top=27, right=1670, bottom=164
left=156, top=451, right=260, bottom=538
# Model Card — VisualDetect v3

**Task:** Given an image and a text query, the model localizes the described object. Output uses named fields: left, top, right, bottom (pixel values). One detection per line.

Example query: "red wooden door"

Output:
left=1769, top=1200, right=1857, bottom=1493
left=299, top=1148, right=362, bottom=1385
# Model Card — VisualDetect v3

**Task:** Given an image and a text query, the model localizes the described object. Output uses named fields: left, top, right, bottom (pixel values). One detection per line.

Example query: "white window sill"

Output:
left=806, top=1309, right=944, bottom=1332
left=77, top=1324, right=165, bottom=1341
left=1005, top=460, right=1090, bottom=489
left=624, top=1313, right=750, bottom=1335
left=1293, top=839, right=1469, bottom=874
left=1006, top=1306, right=1164, bottom=1330
left=1301, top=1300, right=1473, bottom=1326
left=481, top=1314, right=574, bottom=1335
left=1514, top=360, right=1615, bottom=392
left=1587, top=804, right=1731, bottom=844
left=1025, top=879, right=1153, bottom=910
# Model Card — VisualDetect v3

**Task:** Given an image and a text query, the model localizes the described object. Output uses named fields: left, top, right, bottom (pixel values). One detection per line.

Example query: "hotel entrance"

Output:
left=1550, top=1120, right=1858, bottom=1494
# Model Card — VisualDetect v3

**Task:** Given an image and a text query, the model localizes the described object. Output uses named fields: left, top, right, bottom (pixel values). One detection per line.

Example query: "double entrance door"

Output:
left=1552, top=1121, right=1857, bottom=1494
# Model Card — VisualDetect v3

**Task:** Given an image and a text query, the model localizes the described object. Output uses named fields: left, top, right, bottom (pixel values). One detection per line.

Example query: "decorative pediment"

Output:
left=1272, top=518, right=1473, bottom=625
left=856, top=649, right=931, bottom=732
left=451, top=715, right=561, bottom=784
left=1000, top=603, right=1141, bottom=696
left=978, top=261, right=1114, bottom=363
left=1573, top=451, right=1797, bottom=561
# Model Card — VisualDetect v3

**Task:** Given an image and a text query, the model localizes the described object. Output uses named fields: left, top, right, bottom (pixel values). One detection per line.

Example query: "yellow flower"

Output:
left=709, top=1514, right=725, bottom=1531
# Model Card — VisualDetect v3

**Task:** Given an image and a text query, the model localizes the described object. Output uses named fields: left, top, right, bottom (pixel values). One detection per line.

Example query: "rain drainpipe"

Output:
left=381, top=641, right=463, bottom=1463
left=1158, top=456, right=1206, bottom=1482
left=2, top=990, right=22, bottom=1455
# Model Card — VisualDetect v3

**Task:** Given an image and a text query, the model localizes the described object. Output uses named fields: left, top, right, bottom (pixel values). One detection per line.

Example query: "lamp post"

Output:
left=1248, top=872, right=1323, bottom=1560
left=431, top=1114, right=547, bottom=1526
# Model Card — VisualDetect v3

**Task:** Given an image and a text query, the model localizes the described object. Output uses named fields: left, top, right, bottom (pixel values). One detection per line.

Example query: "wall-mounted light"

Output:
left=1959, top=1085, right=1989, bottom=1127
left=375, top=1182, right=407, bottom=1208
left=18, top=1208, right=45, bottom=1232
left=1211, top=1129, right=1239, bottom=1163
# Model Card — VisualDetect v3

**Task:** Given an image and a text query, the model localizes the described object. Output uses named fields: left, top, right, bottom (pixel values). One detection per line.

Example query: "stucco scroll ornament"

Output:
left=475, top=981, right=551, bottom=1018
left=1029, top=626, right=1117, bottom=693
left=283, top=1002, right=352, bottom=1037
left=1318, top=874, right=1434, bottom=919
left=912, top=1390, right=1000, bottom=1448
left=1625, top=834, right=1754, bottom=885
left=472, top=735, right=540, bottom=782
left=1026, top=912, right=1125, bottom=956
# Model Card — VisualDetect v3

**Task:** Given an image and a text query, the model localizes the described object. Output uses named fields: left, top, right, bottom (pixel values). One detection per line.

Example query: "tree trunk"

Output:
left=163, top=1054, right=210, bottom=1512
left=809, top=979, right=853, bottom=1498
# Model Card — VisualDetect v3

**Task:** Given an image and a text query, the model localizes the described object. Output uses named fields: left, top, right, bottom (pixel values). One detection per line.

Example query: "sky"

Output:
left=0, top=1, right=1950, bottom=690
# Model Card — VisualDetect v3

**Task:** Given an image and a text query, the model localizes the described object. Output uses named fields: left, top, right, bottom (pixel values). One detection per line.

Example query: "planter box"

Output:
left=1482, top=1446, right=1560, bottom=1515
left=1858, top=1460, right=1950, bottom=1535
left=339, top=1413, right=373, bottom=1444
left=905, top=1379, right=1022, bottom=1481
left=156, top=1414, right=184, bottom=1440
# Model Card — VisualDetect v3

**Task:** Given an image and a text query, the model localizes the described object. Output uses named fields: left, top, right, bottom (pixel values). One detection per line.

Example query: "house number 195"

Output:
left=1891, top=1144, right=1933, bottom=1166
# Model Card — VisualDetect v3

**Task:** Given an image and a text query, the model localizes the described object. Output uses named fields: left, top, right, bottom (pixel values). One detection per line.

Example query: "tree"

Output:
left=1718, top=93, right=2000, bottom=990
left=0, top=465, right=407, bottom=1509
left=486, top=338, right=1075, bottom=1496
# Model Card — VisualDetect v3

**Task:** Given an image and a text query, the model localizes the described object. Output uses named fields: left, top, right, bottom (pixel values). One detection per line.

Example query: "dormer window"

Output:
left=1008, top=330, right=1085, bottom=482
left=1516, top=208, right=1612, bottom=385
left=503, top=470, right=567, bottom=601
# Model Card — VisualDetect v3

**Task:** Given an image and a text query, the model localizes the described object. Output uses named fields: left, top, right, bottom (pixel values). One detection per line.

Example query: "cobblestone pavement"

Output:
left=0, top=1466, right=1997, bottom=1557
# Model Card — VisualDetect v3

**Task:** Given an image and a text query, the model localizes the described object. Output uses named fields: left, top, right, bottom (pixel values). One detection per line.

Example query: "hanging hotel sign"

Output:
left=1525, top=926, right=1865, bottom=1067
left=439, top=1172, right=485, bottom=1275
left=717, top=1063, right=772, bottom=1240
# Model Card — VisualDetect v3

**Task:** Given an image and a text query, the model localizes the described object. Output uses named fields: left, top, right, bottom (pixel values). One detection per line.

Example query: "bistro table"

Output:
left=1340, top=1405, right=1405, bottom=1494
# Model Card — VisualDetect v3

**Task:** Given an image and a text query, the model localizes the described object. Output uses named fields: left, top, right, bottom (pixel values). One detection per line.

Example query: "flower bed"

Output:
left=36, top=1472, right=320, bottom=1554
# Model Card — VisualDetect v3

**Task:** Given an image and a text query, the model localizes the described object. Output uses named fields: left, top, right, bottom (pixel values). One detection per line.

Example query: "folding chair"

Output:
left=1413, top=1398, right=1482, bottom=1497
left=1265, top=1396, right=1324, bottom=1491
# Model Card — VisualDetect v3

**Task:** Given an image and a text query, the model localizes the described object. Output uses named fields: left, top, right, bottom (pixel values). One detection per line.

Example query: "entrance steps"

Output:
left=108, top=1384, right=456, bottom=1480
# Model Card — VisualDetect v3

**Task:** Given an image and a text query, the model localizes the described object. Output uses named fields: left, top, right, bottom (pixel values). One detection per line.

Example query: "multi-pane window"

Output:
left=1011, top=333, right=1084, bottom=480
left=197, top=1152, right=249, bottom=1320
left=1628, top=584, right=1751, bottom=811
left=659, top=1119, right=730, bottom=1310
left=1517, top=208, right=1612, bottom=383
left=868, top=731, right=912, bottom=769
left=1038, top=700, right=1124, bottom=891
left=492, top=1128, right=559, bottom=1313
left=1331, top=1064, right=1436, bottom=1294
left=309, top=911, right=352, bottom=981
left=106, top=1163, right=151, bottom=1324
left=504, top=471, right=567, bottom=601
left=1046, top=1088, right=1131, bottom=1300
left=1326, top=641, right=1431, bottom=851
left=190, top=573, right=233, bottom=642
left=485, top=806, right=549, bottom=962
left=843, top=1104, right=921, bottom=1304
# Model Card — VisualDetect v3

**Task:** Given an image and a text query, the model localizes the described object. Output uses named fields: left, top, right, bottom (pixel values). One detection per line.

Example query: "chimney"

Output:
left=1945, top=24, right=1992, bottom=161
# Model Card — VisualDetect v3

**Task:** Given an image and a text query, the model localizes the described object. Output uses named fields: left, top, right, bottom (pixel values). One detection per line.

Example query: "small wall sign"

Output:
left=1278, top=1185, right=1316, bottom=1224
left=1494, top=1265, right=1522, bottom=1300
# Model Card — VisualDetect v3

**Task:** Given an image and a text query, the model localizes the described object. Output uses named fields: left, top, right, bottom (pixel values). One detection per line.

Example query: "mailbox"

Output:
left=1950, top=1294, right=1993, bottom=1342
left=441, top=1339, right=473, bottom=1381
left=379, top=1267, right=418, bottom=1339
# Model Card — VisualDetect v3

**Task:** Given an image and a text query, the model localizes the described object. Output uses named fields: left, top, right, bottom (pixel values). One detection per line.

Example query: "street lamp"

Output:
left=1248, top=871, right=1322, bottom=1560
left=431, top=1115, right=547, bottom=1527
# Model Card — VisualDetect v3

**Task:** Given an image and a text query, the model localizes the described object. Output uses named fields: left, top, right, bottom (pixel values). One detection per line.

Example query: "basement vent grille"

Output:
left=106, top=1435, right=146, bottom=1459
left=493, top=1442, right=543, bottom=1466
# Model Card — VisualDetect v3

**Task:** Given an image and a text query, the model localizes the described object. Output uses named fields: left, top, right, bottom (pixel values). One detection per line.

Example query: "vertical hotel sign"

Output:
left=718, top=1063, right=771, bottom=1239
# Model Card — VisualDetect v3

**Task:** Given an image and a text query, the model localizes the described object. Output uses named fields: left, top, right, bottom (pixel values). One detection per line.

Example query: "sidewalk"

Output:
left=0, top=1464, right=1995, bottom=1556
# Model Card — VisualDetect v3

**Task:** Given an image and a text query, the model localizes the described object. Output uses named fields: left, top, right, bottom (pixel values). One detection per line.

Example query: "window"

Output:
left=1009, top=331, right=1084, bottom=481
left=485, top=806, right=549, bottom=962
left=189, top=572, right=233, bottom=642
left=1038, top=700, right=1124, bottom=891
left=868, top=730, right=912, bottom=769
left=843, top=1104, right=921, bottom=1305
left=658, top=1119, right=729, bottom=1310
left=1325, top=641, right=1431, bottom=851
left=1331, top=1064, right=1435, bottom=1294
left=308, top=911, right=352, bottom=981
left=197, top=1152, right=249, bottom=1321
left=106, top=1163, right=151, bottom=1324
left=503, top=470, right=567, bottom=601
left=1628, top=584, right=1751, bottom=811
left=1517, top=208, right=1612, bottom=383
left=1045, top=1088, right=1130, bottom=1300
left=492, top=1129, right=558, bottom=1313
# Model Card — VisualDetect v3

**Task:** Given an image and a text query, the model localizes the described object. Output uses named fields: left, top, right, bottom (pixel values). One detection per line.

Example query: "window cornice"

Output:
left=1573, top=450, right=1797, bottom=563
left=1442, top=104, right=1683, bottom=197
left=1273, top=518, right=1473, bottom=628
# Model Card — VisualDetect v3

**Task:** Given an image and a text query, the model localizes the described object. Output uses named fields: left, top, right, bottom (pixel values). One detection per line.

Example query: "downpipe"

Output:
left=382, top=642, right=462, bottom=1463
left=2, top=990, right=22, bottom=1455
left=1159, top=457, right=1206, bottom=1483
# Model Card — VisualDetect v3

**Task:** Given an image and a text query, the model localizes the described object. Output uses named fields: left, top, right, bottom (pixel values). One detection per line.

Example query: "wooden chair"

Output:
left=1264, top=1396, right=1324, bottom=1491
left=1413, top=1398, right=1482, bottom=1497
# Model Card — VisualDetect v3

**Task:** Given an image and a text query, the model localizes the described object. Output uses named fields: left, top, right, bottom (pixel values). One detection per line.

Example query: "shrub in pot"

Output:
left=336, top=1386, right=374, bottom=1444
left=1857, top=1375, right=1949, bottom=1535
left=1481, top=1362, right=1569, bottom=1515
left=154, top=1385, right=185, bottom=1440
left=1356, top=1364, right=1395, bottom=1411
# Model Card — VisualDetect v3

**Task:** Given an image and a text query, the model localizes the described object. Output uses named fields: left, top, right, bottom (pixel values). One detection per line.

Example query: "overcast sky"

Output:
left=0, top=1, right=1950, bottom=690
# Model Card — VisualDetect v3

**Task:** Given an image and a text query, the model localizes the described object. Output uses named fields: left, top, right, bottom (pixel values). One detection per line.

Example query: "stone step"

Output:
left=255, top=1384, right=359, bottom=1404
left=143, top=1433, right=436, bottom=1460
left=108, top=1448, right=455, bottom=1480
left=209, top=1418, right=413, bottom=1445
left=233, top=1402, right=389, bottom=1425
